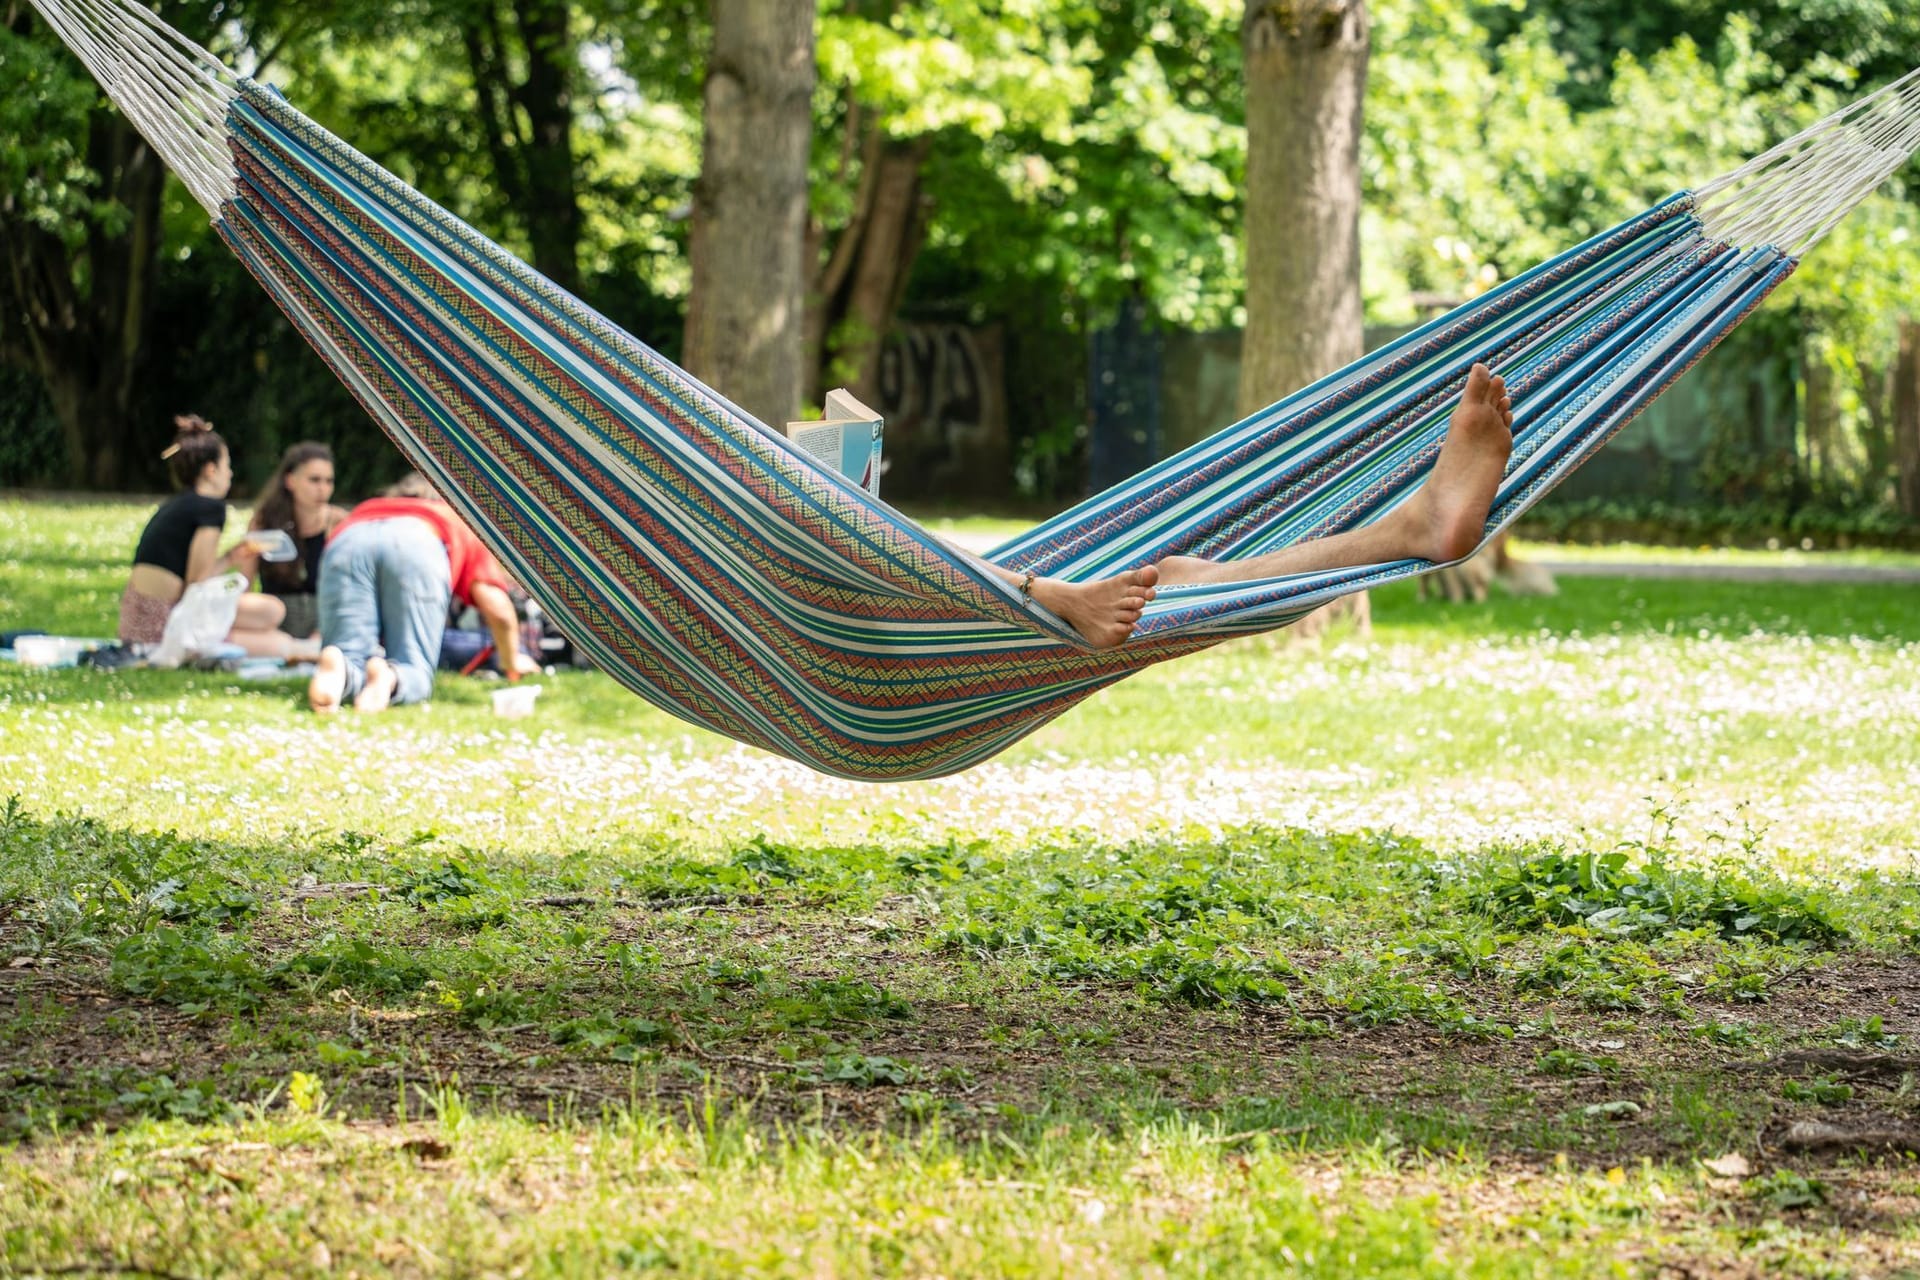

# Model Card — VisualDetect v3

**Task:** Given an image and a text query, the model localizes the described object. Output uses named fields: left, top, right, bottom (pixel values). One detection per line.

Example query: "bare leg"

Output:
left=1158, top=363, right=1514, bottom=586
left=227, top=594, right=320, bottom=660
left=229, top=626, right=322, bottom=662
left=976, top=365, right=1512, bottom=650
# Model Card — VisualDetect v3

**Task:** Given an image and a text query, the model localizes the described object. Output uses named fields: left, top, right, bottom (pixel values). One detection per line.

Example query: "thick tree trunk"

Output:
left=1238, top=0, right=1369, bottom=636
left=1237, top=0, right=1369, bottom=418
left=684, top=0, right=816, bottom=426
left=1895, top=318, right=1920, bottom=519
left=1, top=108, right=163, bottom=488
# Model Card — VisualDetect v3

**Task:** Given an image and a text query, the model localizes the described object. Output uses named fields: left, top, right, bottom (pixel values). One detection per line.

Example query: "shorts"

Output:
left=117, top=583, right=175, bottom=649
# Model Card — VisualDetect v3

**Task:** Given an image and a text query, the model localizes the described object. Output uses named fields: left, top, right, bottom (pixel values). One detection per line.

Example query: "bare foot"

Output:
left=1028, top=565, right=1158, bottom=649
left=354, top=656, right=398, bottom=713
left=308, top=645, right=346, bottom=715
left=1414, top=362, right=1514, bottom=563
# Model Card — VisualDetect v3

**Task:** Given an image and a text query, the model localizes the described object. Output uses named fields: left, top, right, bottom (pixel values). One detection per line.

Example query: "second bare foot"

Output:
left=354, top=656, right=398, bottom=713
left=1029, top=565, right=1158, bottom=650
left=1416, top=362, right=1514, bottom=563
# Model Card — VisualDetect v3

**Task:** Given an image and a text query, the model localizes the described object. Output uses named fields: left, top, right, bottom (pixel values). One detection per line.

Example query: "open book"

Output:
left=786, top=388, right=884, bottom=497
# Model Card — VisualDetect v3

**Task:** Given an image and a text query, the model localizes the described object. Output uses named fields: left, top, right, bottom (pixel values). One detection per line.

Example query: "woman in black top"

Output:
left=249, top=442, right=349, bottom=640
left=118, top=416, right=318, bottom=659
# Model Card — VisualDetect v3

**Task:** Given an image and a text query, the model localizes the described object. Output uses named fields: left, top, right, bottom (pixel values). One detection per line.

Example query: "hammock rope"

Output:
left=26, top=0, right=1920, bottom=780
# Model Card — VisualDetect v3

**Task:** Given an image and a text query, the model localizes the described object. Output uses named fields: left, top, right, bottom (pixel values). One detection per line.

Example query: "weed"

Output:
left=791, top=1052, right=917, bottom=1087
left=766, top=978, right=913, bottom=1030
left=554, top=1012, right=669, bottom=1061
left=1481, top=848, right=1847, bottom=946
left=1536, top=1048, right=1619, bottom=1077
left=1780, top=1078, right=1853, bottom=1105
left=1829, top=1015, right=1901, bottom=1049
left=273, top=934, right=430, bottom=997
left=398, top=858, right=491, bottom=905
left=110, top=925, right=265, bottom=1012
left=117, top=1074, right=240, bottom=1124
left=1748, top=1170, right=1829, bottom=1211
left=1696, top=1019, right=1759, bottom=1047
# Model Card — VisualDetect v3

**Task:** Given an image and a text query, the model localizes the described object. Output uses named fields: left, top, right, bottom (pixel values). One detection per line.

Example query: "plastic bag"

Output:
left=148, top=572, right=247, bottom=669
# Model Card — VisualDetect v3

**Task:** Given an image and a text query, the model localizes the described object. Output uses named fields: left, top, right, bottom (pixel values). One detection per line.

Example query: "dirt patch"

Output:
left=7, top=914, right=1918, bottom=1185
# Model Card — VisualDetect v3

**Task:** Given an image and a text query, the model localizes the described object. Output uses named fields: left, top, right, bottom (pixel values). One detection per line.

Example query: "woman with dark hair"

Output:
left=248, top=442, right=349, bottom=640
left=118, top=415, right=319, bottom=659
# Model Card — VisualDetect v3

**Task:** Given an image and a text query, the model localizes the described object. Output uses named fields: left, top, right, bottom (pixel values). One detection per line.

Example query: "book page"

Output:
left=786, top=389, right=885, bottom=497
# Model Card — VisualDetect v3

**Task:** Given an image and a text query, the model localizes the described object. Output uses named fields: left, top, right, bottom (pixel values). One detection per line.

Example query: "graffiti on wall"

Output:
left=873, top=324, right=1008, bottom=500
left=1137, top=326, right=1797, bottom=505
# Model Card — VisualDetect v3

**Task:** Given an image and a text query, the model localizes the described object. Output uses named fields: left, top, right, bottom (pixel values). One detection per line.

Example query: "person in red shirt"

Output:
left=307, top=472, right=537, bottom=713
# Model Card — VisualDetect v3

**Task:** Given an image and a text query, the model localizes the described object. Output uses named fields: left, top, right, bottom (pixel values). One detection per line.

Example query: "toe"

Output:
left=1465, top=363, right=1492, bottom=400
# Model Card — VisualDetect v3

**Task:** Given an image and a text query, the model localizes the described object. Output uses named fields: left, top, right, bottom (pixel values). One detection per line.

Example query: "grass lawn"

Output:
left=2, top=495, right=1918, bottom=1278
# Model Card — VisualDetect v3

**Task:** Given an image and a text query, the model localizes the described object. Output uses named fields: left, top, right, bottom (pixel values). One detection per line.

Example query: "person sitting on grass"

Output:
left=250, top=441, right=350, bottom=643
left=988, top=364, right=1516, bottom=648
left=118, top=415, right=320, bottom=660
left=307, top=472, right=539, bottom=714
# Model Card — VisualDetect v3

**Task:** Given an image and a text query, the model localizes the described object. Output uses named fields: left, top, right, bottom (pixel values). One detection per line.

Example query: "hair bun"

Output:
left=161, top=414, right=215, bottom=459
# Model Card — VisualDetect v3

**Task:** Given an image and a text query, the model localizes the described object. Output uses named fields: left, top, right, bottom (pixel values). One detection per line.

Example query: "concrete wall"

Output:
left=871, top=323, right=1010, bottom=501
left=1134, top=325, right=1798, bottom=504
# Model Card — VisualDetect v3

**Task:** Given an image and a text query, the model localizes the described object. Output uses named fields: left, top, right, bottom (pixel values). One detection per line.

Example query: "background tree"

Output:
left=682, top=0, right=816, bottom=427
left=0, top=2, right=295, bottom=489
left=1237, top=0, right=1369, bottom=418
left=455, top=0, right=584, bottom=294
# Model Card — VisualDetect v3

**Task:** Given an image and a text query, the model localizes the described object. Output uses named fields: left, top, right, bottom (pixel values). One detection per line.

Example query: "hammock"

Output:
left=29, top=0, right=1920, bottom=780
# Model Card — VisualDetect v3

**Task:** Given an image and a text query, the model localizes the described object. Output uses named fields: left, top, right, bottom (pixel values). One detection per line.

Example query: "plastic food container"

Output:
left=246, top=528, right=300, bottom=562
left=15, top=636, right=94, bottom=668
left=490, top=683, right=542, bottom=719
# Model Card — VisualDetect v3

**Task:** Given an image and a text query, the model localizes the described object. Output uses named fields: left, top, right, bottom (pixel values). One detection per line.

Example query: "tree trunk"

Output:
left=1237, top=0, right=1369, bottom=418
left=1, top=108, right=164, bottom=489
left=1804, top=349, right=1836, bottom=489
left=804, top=129, right=931, bottom=406
left=1857, top=358, right=1895, bottom=494
left=684, top=0, right=816, bottom=427
left=1238, top=0, right=1369, bottom=636
left=459, top=0, right=581, bottom=295
left=1896, top=318, right=1920, bottom=519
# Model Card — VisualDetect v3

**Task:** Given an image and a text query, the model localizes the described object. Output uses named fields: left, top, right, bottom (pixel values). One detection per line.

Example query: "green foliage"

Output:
left=110, top=925, right=266, bottom=1012
left=1747, top=1168, right=1829, bottom=1211
left=553, top=1011, right=669, bottom=1061
left=114, top=1073, right=240, bottom=1125
left=1523, top=495, right=1919, bottom=548
left=398, top=858, right=492, bottom=905
left=1779, top=1077, right=1853, bottom=1105
left=790, top=1050, right=917, bottom=1088
left=1829, top=1015, right=1900, bottom=1049
left=1535, top=1048, right=1618, bottom=1077
left=273, top=934, right=433, bottom=997
left=1478, top=848, right=1848, bottom=946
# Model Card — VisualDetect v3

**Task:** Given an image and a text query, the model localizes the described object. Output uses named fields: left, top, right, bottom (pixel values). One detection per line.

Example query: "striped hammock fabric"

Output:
left=28, top=0, right=1920, bottom=779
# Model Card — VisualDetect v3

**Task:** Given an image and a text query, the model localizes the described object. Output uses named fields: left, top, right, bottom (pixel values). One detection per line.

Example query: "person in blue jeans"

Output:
left=309, top=475, right=536, bottom=713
